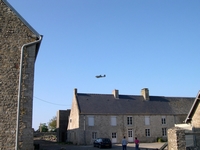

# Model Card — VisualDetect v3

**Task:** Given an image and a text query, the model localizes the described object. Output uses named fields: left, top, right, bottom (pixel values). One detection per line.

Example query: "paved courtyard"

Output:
left=34, top=140, right=167, bottom=150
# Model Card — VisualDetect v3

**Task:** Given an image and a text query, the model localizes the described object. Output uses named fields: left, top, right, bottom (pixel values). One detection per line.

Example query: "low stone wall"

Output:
left=167, top=127, right=186, bottom=150
left=34, top=132, right=57, bottom=142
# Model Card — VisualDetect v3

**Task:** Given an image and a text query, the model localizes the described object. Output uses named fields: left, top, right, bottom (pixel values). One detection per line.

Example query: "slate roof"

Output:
left=76, top=93, right=195, bottom=115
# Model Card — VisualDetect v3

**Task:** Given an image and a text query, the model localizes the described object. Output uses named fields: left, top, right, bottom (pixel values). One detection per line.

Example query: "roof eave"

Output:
left=2, top=0, right=43, bottom=59
left=185, top=91, right=200, bottom=123
left=35, top=35, right=43, bottom=58
left=2, top=0, right=40, bottom=37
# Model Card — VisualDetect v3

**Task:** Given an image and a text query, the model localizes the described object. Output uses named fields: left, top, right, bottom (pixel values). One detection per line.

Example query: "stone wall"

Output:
left=34, top=132, right=57, bottom=142
left=57, top=110, right=70, bottom=142
left=67, top=91, right=80, bottom=144
left=167, top=127, right=186, bottom=150
left=190, top=103, right=200, bottom=148
left=68, top=114, right=186, bottom=145
left=0, top=0, right=39, bottom=149
left=68, top=89, right=79, bottom=130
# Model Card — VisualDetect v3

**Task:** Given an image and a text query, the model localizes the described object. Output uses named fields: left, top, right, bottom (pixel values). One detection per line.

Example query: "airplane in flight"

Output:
left=95, top=74, right=106, bottom=78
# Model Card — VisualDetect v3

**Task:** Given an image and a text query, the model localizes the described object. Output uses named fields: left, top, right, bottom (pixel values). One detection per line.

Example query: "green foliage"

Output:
left=157, top=137, right=164, bottom=142
left=48, top=116, right=57, bottom=131
left=40, top=123, right=48, bottom=132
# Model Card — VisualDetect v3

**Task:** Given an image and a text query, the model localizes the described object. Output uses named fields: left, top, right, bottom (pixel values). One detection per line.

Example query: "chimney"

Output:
left=112, top=89, right=119, bottom=99
left=141, top=88, right=149, bottom=101
left=74, top=88, right=77, bottom=95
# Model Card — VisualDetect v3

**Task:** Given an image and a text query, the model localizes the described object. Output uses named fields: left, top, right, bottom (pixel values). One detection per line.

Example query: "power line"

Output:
left=33, top=96, right=70, bottom=106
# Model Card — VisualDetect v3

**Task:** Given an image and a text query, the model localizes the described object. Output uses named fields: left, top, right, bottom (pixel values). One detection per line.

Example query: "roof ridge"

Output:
left=77, top=93, right=194, bottom=98
left=78, top=93, right=111, bottom=95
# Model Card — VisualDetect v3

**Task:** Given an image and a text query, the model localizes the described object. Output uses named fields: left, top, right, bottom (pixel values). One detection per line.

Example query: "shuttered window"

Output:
left=145, top=116, right=150, bottom=125
left=88, top=116, right=94, bottom=126
left=111, top=116, right=117, bottom=126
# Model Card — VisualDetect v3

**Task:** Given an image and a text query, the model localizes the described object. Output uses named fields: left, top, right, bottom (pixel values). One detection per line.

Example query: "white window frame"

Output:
left=111, top=116, right=117, bottom=126
left=162, top=128, right=167, bottom=136
left=145, top=128, right=150, bottom=137
left=145, top=116, right=150, bottom=125
left=88, top=116, right=94, bottom=126
left=161, top=116, right=166, bottom=125
left=128, top=129, right=133, bottom=138
left=127, top=116, right=133, bottom=125
left=112, top=132, right=117, bottom=138
left=92, top=132, right=97, bottom=139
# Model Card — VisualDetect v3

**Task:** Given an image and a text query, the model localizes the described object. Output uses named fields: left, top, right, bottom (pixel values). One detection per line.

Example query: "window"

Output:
left=112, top=132, right=117, bottom=138
left=92, top=132, right=97, bottom=139
left=145, top=129, right=150, bottom=137
left=127, top=116, right=132, bottom=125
left=88, top=116, right=94, bottom=126
left=111, top=116, right=117, bottom=126
left=128, top=129, right=133, bottom=138
left=161, top=116, right=166, bottom=124
left=145, top=116, right=150, bottom=125
left=162, top=128, right=167, bottom=136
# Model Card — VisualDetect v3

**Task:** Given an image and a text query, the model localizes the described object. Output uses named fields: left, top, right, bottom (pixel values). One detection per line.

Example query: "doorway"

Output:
left=127, top=129, right=133, bottom=142
left=111, top=132, right=117, bottom=143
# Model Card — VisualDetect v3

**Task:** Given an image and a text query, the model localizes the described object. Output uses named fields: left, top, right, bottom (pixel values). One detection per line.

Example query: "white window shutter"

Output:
left=145, top=116, right=150, bottom=125
left=111, top=116, right=116, bottom=126
left=88, top=116, right=94, bottom=126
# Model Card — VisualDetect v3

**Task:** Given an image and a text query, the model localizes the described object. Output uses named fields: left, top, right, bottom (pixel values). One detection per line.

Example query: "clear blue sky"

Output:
left=8, top=0, right=200, bottom=130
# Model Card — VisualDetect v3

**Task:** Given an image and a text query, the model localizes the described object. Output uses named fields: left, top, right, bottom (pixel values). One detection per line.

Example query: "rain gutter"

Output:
left=2, top=0, right=42, bottom=149
left=15, top=35, right=42, bottom=150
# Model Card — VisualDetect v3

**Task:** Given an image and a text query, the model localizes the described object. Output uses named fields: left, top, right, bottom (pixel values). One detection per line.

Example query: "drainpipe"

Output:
left=84, top=115, right=86, bottom=145
left=15, top=35, right=42, bottom=150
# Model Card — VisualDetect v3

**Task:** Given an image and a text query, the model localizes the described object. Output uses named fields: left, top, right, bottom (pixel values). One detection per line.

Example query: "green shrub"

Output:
left=157, top=137, right=163, bottom=142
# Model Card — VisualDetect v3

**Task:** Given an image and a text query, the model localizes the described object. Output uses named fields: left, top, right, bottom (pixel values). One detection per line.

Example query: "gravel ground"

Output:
left=34, top=140, right=167, bottom=150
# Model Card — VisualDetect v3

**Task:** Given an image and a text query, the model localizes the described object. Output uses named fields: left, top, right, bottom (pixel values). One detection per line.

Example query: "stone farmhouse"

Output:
left=67, top=88, right=195, bottom=145
left=185, top=90, right=200, bottom=148
left=0, top=0, right=42, bottom=149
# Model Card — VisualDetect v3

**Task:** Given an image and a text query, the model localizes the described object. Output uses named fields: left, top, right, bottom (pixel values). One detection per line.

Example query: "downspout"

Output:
left=84, top=115, right=86, bottom=145
left=15, top=35, right=42, bottom=150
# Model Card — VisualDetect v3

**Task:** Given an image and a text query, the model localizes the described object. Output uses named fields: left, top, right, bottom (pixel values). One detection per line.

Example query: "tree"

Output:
left=39, top=123, right=48, bottom=132
left=48, top=116, right=57, bottom=131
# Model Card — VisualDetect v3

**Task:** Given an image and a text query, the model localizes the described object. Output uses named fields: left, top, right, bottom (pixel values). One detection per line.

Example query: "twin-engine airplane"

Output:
left=95, top=74, right=106, bottom=78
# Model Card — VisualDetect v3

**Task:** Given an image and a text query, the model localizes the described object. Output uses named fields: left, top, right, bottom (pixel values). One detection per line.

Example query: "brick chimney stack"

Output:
left=112, top=89, right=119, bottom=99
left=141, top=88, right=149, bottom=101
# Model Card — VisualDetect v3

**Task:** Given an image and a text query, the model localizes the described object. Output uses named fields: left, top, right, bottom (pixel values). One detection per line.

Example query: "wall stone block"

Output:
left=0, top=0, right=40, bottom=149
left=167, top=127, right=186, bottom=150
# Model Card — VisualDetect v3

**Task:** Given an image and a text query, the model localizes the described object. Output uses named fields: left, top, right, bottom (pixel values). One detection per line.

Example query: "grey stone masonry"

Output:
left=167, top=127, right=186, bottom=150
left=190, top=100, right=200, bottom=148
left=56, top=110, right=70, bottom=142
left=0, top=0, right=42, bottom=149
